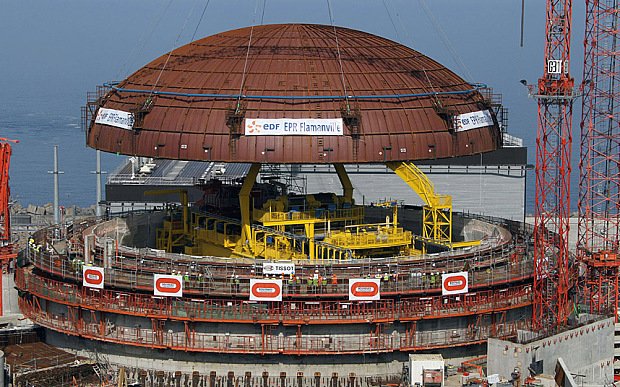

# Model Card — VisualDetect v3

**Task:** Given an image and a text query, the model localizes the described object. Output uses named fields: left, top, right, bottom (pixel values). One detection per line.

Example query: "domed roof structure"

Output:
left=87, top=24, right=501, bottom=163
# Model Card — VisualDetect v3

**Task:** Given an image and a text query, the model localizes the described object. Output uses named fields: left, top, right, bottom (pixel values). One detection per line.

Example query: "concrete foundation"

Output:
left=46, top=330, right=484, bottom=377
left=487, top=317, right=614, bottom=386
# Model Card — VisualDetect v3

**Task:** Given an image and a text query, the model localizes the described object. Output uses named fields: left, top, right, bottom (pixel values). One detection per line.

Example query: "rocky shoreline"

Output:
left=10, top=202, right=98, bottom=248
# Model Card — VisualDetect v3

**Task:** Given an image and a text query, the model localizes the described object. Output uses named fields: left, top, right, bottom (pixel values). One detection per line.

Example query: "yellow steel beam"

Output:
left=334, top=164, right=354, bottom=204
left=386, top=161, right=453, bottom=250
left=239, top=163, right=261, bottom=253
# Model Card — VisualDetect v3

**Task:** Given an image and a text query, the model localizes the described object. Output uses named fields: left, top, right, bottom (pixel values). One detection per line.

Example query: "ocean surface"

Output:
left=0, top=101, right=122, bottom=208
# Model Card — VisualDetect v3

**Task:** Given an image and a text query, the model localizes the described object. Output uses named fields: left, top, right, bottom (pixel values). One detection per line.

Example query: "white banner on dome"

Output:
left=245, top=118, right=343, bottom=136
left=95, top=108, right=135, bottom=130
left=454, top=110, right=493, bottom=132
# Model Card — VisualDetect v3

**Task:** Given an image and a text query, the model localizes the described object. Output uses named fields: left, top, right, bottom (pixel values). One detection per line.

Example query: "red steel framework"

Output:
left=577, top=0, right=620, bottom=318
left=0, top=138, right=17, bottom=316
left=533, top=0, right=575, bottom=331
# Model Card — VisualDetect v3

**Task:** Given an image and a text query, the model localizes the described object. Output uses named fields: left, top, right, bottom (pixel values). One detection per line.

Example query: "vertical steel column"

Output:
left=96, top=150, right=102, bottom=218
left=48, top=145, right=64, bottom=225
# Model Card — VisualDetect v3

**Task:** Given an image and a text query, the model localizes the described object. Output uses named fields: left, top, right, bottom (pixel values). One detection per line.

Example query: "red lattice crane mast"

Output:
left=577, top=0, right=620, bottom=319
left=0, top=137, right=18, bottom=317
left=532, top=0, right=576, bottom=332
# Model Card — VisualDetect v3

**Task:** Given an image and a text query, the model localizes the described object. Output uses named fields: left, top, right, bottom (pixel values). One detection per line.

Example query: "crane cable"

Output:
left=115, top=0, right=174, bottom=81
left=382, top=0, right=402, bottom=44
left=191, top=0, right=212, bottom=42
left=236, top=0, right=267, bottom=113
left=149, top=2, right=201, bottom=96
left=326, top=0, right=351, bottom=111
left=418, top=0, right=474, bottom=82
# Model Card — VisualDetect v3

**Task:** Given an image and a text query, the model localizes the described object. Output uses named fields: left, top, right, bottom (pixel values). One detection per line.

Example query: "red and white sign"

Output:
left=82, top=266, right=104, bottom=289
left=154, top=274, right=183, bottom=297
left=441, top=272, right=469, bottom=295
left=348, top=279, right=380, bottom=301
left=249, top=279, right=282, bottom=301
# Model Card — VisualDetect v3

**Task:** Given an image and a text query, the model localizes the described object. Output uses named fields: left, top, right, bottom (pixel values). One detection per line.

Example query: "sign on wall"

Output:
left=245, top=118, right=343, bottom=136
left=454, top=110, right=494, bottom=132
left=262, top=262, right=295, bottom=275
left=95, top=108, right=135, bottom=130
left=441, top=272, right=469, bottom=296
left=348, top=278, right=381, bottom=301
left=82, top=266, right=105, bottom=289
left=154, top=274, right=183, bottom=297
left=249, top=279, right=282, bottom=301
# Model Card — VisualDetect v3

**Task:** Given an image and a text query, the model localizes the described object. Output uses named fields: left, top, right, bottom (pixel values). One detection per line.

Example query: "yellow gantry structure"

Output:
left=386, top=162, right=453, bottom=253
left=154, top=162, right=478, bottom=260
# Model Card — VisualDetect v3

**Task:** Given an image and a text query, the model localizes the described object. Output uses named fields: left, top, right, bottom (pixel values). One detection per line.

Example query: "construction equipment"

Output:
left=577, top=0, right=620, bottom=320
left=386, top=161, right=453, bottom=253
left=531, top=0, right=576, bottom=331
left=144, top=189, right=190, bottom=252
left=0, top=137, right=17, bottom=316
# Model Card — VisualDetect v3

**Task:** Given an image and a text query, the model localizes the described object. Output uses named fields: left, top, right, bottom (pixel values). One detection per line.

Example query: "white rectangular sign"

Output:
left=441, top=271, right=469, bottom=296
left=245, top=118, right=343, bottom=136
left=262, top=262, right=295, bottom=275
left=250, top=279, right=282, bottom=301
left=154, top=274, right=183, bottom=297
left=348, top=278, right=381, bottom=301
left=454, top=110, right=494, bottom=132
left=95, top=108, right=135, bottom=130
left=82, top=266, right=105, bottom=289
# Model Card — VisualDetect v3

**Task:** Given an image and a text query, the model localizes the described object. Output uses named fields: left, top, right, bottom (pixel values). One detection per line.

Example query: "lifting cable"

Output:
left=236, top=0, right=267, bottom=114
left=191, top=0, right=212, bottom=42
left=326, top=0, right=351, bottom=111
left=382, top=0, right=402, bottom=43
left=418, top=0, right=474, bottom=82
left=115, top=0, right=174, bottom=80
left=149, top=2, right=201, bottom=96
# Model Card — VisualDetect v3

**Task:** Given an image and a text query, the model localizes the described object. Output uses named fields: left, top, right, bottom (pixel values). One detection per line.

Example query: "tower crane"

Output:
left=531, top=0, right=576, bottom=331
left=577, top=0, right=620, bottom=319
left=0, top=137, right=18, bottom=316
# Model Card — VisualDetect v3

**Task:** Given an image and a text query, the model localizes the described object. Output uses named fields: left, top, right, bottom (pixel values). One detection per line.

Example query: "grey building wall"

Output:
left=301, top=164, right=525, bottom=222
left=487, top=317, right=615, bottom=386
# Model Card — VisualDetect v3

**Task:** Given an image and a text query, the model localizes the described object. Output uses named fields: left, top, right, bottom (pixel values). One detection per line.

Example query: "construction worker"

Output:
left=234, top=275, right=240, bottom=292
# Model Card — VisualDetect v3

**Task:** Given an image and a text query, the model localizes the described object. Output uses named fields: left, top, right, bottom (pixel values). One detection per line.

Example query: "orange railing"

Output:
left=26, top=241, right=534, bottom=298
left=16, top=267, right=531, bottom=325
left=18, top=295, right=529, bottom=355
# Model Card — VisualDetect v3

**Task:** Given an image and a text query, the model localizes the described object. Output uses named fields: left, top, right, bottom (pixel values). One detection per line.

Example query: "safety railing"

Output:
left=26, top=243, right=534, bottom=298
left=18, top=296, right=528, bottom=355
left=254, top=207, right=364, bottom=224
left=33, top=207, right=520, bottom=267
left=16, top=267, right=531, bottom=325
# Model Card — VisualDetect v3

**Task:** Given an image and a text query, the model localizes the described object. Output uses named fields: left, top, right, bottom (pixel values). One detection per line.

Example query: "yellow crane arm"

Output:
left=385, top=162, right=451, bottom=209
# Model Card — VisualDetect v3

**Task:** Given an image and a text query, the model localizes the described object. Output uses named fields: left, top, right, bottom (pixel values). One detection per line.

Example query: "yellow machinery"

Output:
left=152, top=162, right=477, bottom=260
left=145, top=189, right=190, bottom=252
left=386, top=161, right=479, bottom=253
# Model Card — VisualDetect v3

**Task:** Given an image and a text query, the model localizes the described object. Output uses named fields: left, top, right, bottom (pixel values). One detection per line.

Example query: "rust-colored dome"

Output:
left=87, top=24, right=501, bottom=163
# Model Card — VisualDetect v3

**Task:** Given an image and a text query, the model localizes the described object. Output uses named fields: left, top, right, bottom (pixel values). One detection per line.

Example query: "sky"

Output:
left=0, top=0, right=587, bottom=209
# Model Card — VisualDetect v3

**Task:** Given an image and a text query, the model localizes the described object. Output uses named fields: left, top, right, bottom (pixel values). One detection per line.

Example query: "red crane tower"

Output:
left=0, top=137, right=18, bottom=316
left=577, top=0, right=620, bottom=319
left=532, top=0, right=576, bottom=331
